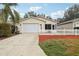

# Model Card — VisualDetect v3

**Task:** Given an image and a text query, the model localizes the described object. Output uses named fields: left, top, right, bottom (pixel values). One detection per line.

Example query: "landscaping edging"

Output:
left=39, top=35, right=79, bottom=42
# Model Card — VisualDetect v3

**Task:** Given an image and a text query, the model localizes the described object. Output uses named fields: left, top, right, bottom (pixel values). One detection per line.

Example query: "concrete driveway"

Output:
left=0, top=33, right=46, bottom=56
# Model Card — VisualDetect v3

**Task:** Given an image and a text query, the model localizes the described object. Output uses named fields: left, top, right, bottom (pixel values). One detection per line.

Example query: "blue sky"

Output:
left=0, top=3, right=75, bottom=19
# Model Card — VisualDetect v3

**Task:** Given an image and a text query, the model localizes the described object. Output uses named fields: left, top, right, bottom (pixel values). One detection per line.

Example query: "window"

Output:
left=74, top=27, right=79, bottom=29
left=52, top=25, right=54, bottom=30
left=45, top=24, right=51, bottom=30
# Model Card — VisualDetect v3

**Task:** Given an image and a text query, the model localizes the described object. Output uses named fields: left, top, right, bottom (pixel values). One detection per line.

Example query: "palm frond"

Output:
left=2, top=5, right=9, bottom=23
left=13, top=10, right=20, bottom=23
left=8, top=7, right=15, bottom=24
left=0, top=3, right=18, bottom=24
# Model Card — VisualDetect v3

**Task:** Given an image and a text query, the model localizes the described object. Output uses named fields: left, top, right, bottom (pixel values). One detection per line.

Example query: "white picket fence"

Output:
left=41, top=29, right=79, bottom=35
left=56, top=29, right=79, bottom=35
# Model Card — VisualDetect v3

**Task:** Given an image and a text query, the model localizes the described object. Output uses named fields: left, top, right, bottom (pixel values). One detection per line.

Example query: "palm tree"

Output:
left=13, top=10, right=20, bottom=24
left=1, top=3, right=20, bottom=34
left=1, top=3, right=17, bottom=23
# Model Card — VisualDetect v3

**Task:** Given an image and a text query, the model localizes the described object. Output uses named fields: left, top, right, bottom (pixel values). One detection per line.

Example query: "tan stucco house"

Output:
left=18, top=17, right=56, bottom=33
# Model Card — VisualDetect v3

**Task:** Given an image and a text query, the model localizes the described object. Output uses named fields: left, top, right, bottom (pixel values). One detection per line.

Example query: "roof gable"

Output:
left=20, top=17, right=56, bottom=24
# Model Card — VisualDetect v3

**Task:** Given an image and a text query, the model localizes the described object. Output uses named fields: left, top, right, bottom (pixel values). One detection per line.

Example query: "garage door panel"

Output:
left=23, top=24, right=39, bottom=32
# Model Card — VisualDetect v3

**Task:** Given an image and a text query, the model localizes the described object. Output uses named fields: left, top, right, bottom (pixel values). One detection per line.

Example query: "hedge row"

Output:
left=0, top=23, right=12, bottom=37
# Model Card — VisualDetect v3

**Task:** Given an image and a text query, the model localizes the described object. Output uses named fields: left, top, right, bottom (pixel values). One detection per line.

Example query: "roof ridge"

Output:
left=20, top=16, right=57, bottom=23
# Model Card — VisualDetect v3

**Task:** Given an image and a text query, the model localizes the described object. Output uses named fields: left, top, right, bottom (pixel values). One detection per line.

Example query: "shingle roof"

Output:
left=57, top=18, right=79, bottom=25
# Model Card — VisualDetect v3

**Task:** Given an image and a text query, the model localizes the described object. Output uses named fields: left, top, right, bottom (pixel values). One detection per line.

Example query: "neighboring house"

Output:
left=18, top=17, right=56, bottom=33
left=56, top=20, right=73, bottom=30
left=73, top=18, right=79, bottom=29
left=56, top=18, right=79, bottom=30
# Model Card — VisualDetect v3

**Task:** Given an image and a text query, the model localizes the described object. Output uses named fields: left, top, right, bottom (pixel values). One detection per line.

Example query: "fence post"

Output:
left=64, top=29, right=65, bottom=35
left=75, top=29, right=77, bottom=35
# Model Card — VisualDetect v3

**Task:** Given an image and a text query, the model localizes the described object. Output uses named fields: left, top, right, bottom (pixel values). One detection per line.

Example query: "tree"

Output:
left=40, top=14, right=46, bottom=17
left=64, top=4, right=79, bottom=21
left=1, top=3, right=18, bottom=23
left=13, top=10, right=20, bottom=24
left=57, top=18, right=65, bottom=23
left=46, top=16, right=52, bottom=19
left=1, top=3, right=20, bottom=34
left=28, top=11, right=37, bottom=17
left=24, top=13, right=28, bottom=18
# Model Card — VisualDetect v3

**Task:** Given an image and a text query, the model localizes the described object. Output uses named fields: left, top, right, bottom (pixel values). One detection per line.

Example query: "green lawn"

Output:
left=39, top=39, right=79, bottom=56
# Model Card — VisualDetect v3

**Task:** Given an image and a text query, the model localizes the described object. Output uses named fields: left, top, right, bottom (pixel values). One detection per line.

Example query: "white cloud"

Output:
left=51, top=10, right=65, bottom=19
left=29, top=6, right=43, bottom=11
left=66, top=7, right=69, bottom=10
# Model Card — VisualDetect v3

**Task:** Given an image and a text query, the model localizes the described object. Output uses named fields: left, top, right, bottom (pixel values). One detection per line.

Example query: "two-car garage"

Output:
left=22, top=23, right=39, bottom=32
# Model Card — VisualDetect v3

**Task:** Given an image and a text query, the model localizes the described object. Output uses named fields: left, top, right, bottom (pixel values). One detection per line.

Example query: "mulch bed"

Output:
left=0, top=33, right=20, bottom=41
left=39, top=35, right=79, bottom=42
left=0, top=37, right=7, bottom=40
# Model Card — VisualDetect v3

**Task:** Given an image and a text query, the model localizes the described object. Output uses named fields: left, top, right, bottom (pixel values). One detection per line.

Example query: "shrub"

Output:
left=15, top=26, right=20, bottom=34
left=11, top=25, right=20, bottom=34
left=0, top=23, right=12, bottom=37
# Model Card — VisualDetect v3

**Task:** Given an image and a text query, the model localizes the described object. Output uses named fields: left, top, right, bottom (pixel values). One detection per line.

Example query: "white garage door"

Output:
left=23, top=24, right=39, bottom=32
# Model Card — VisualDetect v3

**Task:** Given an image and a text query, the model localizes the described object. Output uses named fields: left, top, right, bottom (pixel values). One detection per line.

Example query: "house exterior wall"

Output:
left=19, top=18, right=56, bottom=33
left=73, top=18, right=79, bottom=27
left=56, top=22, right=73, bottom=30
left=55, top=19, right=79, bottom=35
left=37, top=18, right=56, bottom=32
left=56, top=18, right=79, bottom=30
